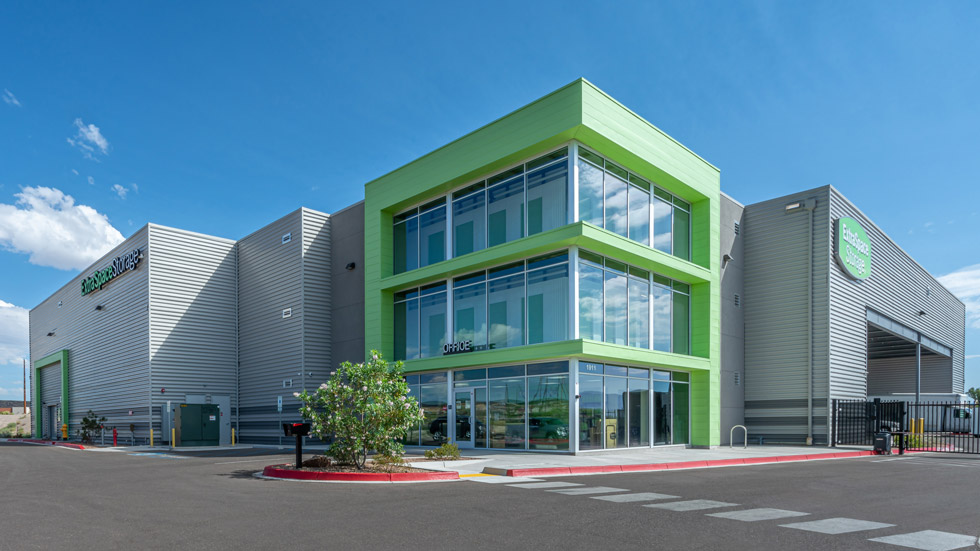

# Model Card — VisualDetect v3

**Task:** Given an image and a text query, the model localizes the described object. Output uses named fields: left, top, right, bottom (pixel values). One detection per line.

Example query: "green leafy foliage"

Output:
left=295, top=351, right=424, bottom=470
left=967, top=387, right=980, bottom=403
left=78, top=410, right=106, bottom=444
left=424, top=442, right=461, bottom=460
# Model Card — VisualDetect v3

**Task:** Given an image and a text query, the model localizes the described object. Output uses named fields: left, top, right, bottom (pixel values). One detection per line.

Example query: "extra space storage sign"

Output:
left=835, top=217, right=871, bottom=280
left=81, top=248, right=143, bottom=296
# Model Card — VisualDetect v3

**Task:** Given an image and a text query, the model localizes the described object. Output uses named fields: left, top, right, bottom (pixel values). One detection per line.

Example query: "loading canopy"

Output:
left=866, top=309, right=954, bottom=397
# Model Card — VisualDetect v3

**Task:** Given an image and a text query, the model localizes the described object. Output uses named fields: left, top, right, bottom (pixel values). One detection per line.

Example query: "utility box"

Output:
left=174, top=403, right=220, bottom=447
left=873, top=432, right=892, bottom=455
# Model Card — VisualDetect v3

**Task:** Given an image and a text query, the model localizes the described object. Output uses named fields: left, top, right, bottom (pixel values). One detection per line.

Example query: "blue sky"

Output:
left=0, top=1, right=978, bottom=399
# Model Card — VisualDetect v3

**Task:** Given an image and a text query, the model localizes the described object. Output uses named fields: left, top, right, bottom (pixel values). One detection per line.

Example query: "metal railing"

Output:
left=832, top=399, right=980, bottom=454
left=730, top=425, right=747, bottom=449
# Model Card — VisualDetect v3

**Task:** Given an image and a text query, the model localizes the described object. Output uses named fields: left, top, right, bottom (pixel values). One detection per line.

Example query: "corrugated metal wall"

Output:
left=29, top=226, right=150, bottom=438
left=329, top=202, right=365, bottom=365
left=719, top=193, right=745, bottom=444
left=867, top=354, right=953, bottom=395
left=39, top=364, right=62, bottom=438
left=302, top=209, right=332, bottom=383
left=828, top=187, right=965, bottom=398
left=148, top=224, right=238, bottom=444
left=742, top=188, right=831, bottom=443
left=237, top=209, right=306, bottom=444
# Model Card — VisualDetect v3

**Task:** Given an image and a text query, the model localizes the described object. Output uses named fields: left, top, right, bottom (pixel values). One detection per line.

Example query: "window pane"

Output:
left=453, top=191, right=485, bottom=257
left=526, top=361, right=569, bottom=376
left=401, top=385, right=421, bottom=446
left=628, top=184, right=650, bottom=245
left=418, top=205, right=446, bottom=267
left=578, top=264, right=604, bottom=341
left=474, top=386, right=487, bottom=449
left=419, top=291, right=446, bottom=358
left=394, top=298, right=419, bottom=361
left=453, top=368, right=486, bottom=382
left=578, top=374, right=603, bottom=450
left=673, top=290, right=690, bottom=355
left=393, top=217, right=418, bottom=274
left=453, top=281, right=487, bottom=351
left=421, top=383, right=448, bottom=446
left=604, top=269, right=627, bottom=346
left=672, top=383, right=690, bottom=445
left=653, top=283, right=672, bottom=352
left=604, top=171, right=628, bottom=238
left=577, top=158, right=604, bottom=227
left=653, top=194, right=672, bottom=254
left=487, top=176, right=524, bottom=247
left=629, top=378, right=650, bottom=447
left=628, top=276, right=650, bottom=349
left=489, top=378, right=525, bottom=449
left=674, top=207, right=691, bottom=261
left=526, top=162, right=567, bottom=236
left=605, top=376, right=627, bottom=448
left=528, top=375, right=569, bottom=451
left=654, top=381, right=671, bottom=444
left=488, top=365, right=525, bottom=379
left=527, top=263, right=568, bottom=345
left=488, top=273, right=525, bottom=350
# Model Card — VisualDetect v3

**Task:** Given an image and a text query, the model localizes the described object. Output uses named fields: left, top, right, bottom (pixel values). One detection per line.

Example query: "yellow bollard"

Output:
left=171, top=428, right=176, bottom=447
left=232, top=428, right=236, bottom=446
left=918, top=418, right=925, bottom=434
left=150, top=428, right=154, bottom=447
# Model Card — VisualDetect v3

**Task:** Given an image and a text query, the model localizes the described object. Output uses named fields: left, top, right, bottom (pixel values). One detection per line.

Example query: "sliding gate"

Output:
left=832, top=399, right=980, bottom=454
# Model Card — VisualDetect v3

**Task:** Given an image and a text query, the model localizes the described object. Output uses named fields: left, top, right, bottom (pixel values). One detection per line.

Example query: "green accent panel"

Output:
left=527, top=293, right=543, bottom=345
left=487, top=210, right=507, bottom=248
left=455, top=222, right=474, bottom=257
left=427, top=232, right=444, bottom=265
left=33, top=350, right=68, bottom=439
left=527, top=197, right=543, bottom=235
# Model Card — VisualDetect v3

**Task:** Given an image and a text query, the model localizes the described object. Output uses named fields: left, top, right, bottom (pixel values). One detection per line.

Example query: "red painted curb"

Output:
left=261, top=465, right=459, bottom=482
left=776, top=454, right=812, bottom=462
left=620, top=463, right=667, bottom=472
left=741, top=457, right=777, bottom=465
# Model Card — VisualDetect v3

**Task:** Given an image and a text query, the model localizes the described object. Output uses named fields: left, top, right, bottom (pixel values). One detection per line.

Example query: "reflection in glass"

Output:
left=628, top=276, right=650, bottom=349
left=489, top=378, right=525, bottom=449
left=393, top=298, right=419, bottom=361
left=605, top=376, right=627, bottom=449
left=453, top=282, right=487, bottom=351
left=654, top=380, right=671, bottom=445
left=421, top=383, right=448, bottom=446
left=579, top=375, right=603, bottom=450
left=402, top=384, right=421, bottom=446
left=418, top=205, right=446, bottom=268
left=393, top=216, right=418, bottom=274
left=653, top=283, right=672, bottom=352
left=604, top=171, right=628, bottom=238
left=488, top=274, right=525, bottom=350
left=578, top=158, right=604, bottom=227
left=604, top=270, right=627, bottom=346
left=526, top=162, right=567, bottom=236
left=453, top=190, right=486, bottom=257
left=674, top=207, right=690, bottom=261
left=454, top=391, right=472, bottom=444
left=579, top=263, right=604, bottom=341
left=653, top=193, right=672, bottom=254
left=527, top=375, right=569, bottom=450
left=629, top=378, right=650, bottom=447
left=673, top=290, right=690, bottom=355
left=488, top=176, right=524, bottom=247
left=527, top=263, right=568, bottom=345
left=628, top=184, right=650, bottom=245
left=419, top=290, right=446, bottom=358
left=673, top=382, right=690, bottom=445
left=474, top=387, right=487, bottom=448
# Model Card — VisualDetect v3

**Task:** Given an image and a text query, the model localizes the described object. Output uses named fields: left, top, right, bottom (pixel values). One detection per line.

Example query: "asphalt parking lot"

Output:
left=1, top=442, right=978, bottom=551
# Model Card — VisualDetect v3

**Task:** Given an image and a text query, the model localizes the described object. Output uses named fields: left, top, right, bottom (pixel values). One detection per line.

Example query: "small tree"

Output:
left=968, top=387, right=980, bottom=404
left=78, top=410, right=106, bottom=444
left=295, top=351, right=424, bottom=470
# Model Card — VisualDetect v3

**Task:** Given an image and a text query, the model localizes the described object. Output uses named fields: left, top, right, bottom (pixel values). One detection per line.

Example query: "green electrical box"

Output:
left=174, top=403, right=220, bottom=447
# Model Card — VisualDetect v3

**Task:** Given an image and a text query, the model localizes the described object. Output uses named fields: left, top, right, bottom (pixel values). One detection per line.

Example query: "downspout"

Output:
left=804, top=198, right=817, bottom=446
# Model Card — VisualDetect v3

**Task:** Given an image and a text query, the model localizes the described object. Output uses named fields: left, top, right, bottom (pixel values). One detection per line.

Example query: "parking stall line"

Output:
left=547, top=486, right=628, bottom=496
left=868, top=530, right=979, bottom=551
left=507, top=481, right=583, bottom=489
left=707, top=508, right=809, bottom=522
left=644, top=500, right=738, bottom=512
left=591, top=492, right=679, bottom=503
left=779, top=518, right=895, bottom=535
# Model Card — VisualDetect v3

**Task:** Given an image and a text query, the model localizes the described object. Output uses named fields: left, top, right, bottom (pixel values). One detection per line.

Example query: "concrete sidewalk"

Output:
left=404, top=445, right=877, bottom=476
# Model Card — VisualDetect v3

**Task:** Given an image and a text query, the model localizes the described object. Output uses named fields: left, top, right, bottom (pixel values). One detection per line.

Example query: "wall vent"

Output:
left=282, top=308, right=292, bottom=319
left=734, top=221, right=740, bottom=235
left=282, top=232, right=292, bottom=245
left=283, top=379, right=293, bottom=388
left=734, top=372, right=741, bottom=386
left=734, top=294, right=741, bottom=308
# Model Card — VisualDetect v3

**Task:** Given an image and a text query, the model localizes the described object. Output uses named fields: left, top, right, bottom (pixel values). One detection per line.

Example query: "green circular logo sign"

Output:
left=836, top=217, right=871, bottom=280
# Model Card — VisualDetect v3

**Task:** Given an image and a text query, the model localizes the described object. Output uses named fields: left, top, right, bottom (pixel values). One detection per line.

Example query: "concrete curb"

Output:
left=261, top=464, right=460, bottom=483
left=1, top=438, right=86, bottom=450
left=485, top=450, right=879, bottom=477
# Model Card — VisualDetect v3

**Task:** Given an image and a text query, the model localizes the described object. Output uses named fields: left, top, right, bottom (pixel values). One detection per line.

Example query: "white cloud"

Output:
left=112, top=183, right=137, bottom=199
left=967, top=355, right=980, bottom=360
left=2, top=89, right=21, bottom=107
left=67, top=118, right=110, bottom=160
left=0, top=186, right=124, bottom=270
left=938, top=264, right=980, bottom=329
left=0, top=299, right=28, bottom=368
left=71, top=169, right=79, bottom=176
left=87, top=176, right=95, bottom=186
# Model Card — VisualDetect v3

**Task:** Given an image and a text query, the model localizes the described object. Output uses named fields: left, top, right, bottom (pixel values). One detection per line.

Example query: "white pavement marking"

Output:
left=868, top=530, right=979, bottom=551
left=644, top=500, right=738, bottom=512
left=780, top=518, right=895, bottom=535
left=468, top=476, right=542, bottom=484
left=507, top=481, right=583, bottom=489
left=214, top=458, right=287, bottom=465
left=707, top=508, right=809, bottom=522
left=547, top=486, right=628, bottom=496
left=591, top=492, right=679, bottom=503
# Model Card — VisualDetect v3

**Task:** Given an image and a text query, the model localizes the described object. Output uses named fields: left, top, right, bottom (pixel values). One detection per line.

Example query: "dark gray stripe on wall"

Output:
left=745, top=416, right=828, bottom=427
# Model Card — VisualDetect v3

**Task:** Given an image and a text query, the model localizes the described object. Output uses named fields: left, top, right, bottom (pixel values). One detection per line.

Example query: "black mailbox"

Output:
left=283, top=423, right=310, bottom=437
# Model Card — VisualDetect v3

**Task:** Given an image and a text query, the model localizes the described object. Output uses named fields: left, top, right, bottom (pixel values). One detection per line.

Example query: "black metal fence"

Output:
left=832, top=399, right=980, bottom=454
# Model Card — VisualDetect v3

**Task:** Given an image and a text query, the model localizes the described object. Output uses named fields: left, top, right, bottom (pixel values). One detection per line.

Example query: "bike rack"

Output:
left=730, top=425, right=748, bottom=449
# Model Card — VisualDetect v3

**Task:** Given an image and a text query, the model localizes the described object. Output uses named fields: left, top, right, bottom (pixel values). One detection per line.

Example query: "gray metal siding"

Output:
left=742, top=188, right=831, bottom=443
left=302, top=208, right=332, bottom=379
left=719, top=193, right=744, bottom=444
left=329, top=202, right=365, bottom=365
left=39, top=363, right=62, bottom=437
left=237, top=210, right=305, bottom=443
left=29, top=227, right=150, bottom=438
left=148, top=224, right=238, bottom=442
left=867, top=355, right=953, bottom=395
left=828, top=187, right=966, bottom=398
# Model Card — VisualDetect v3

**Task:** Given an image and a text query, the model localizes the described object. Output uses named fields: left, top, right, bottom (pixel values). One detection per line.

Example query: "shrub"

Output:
left=372, top=454, right=407, bottom=473
left=78, top=410, right=106, bottom=444
left=295, top=351, right=424, bottom=470
left=424, top=442, right=461, bottom=460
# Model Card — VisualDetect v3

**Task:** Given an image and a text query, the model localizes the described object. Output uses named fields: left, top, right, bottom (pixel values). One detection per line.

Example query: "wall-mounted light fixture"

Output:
left=918, top=310, right=927, bottom=316
left=346, top=262, right=356, bottom=271
left=95, top=305, right=104, bottom=311
left=785, top=202, right=802, bottom=211
left=46, top=331, right=55, bottom=337
left=722, top=254, right=734, bottom=268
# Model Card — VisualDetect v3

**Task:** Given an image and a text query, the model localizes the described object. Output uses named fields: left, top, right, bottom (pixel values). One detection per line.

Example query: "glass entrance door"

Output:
left=453, top=389, right=475, bottom=448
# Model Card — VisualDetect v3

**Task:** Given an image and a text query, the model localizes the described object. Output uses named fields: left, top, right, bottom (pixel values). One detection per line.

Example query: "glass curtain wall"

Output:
left=393, top=198, right=446, bottom=274
left=393, top=283, right=447, bottom=361
left=578, top=147, right=690, bottom=260
left=399, top=372, right=449, bottom=446
left=578, top=250, right=688, bottom=355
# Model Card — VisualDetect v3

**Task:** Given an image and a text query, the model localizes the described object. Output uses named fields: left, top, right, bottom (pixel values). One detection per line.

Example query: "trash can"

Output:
left=873, top=432, right=892, bottom=455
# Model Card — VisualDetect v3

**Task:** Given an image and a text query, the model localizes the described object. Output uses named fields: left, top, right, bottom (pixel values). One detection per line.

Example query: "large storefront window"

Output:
left=578, top=362, right=689, bottom=450
left=396, top=148, right=568, bottom=274
left=579, top=147, right=691, bottom=260
left=394, top=283, right=447, bottom=361
left=579, top=250, right=690, bottom=355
